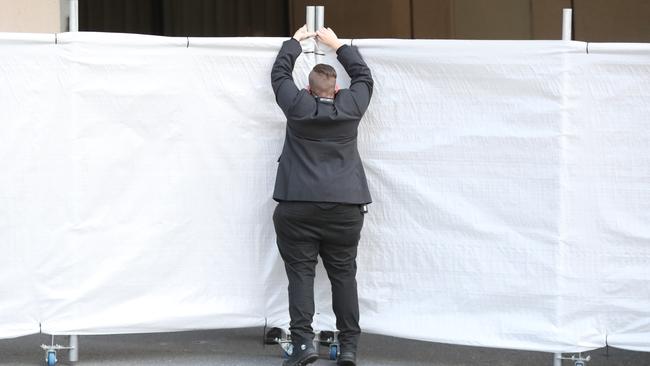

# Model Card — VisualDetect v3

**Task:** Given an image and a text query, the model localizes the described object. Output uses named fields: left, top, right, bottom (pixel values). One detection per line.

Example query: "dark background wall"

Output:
left=79, top=0, right=289, bottom=36
left=79, top=0, right=650, bottom=42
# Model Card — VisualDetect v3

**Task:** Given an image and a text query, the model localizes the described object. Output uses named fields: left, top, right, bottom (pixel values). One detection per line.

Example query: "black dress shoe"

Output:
left=337, top=351, right=357, bottom=366
left=282, top=340, right=318, bottom=366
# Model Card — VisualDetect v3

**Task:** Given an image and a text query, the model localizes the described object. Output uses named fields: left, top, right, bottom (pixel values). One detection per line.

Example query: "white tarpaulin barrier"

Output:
left=0, top=32, right=648, bottom=353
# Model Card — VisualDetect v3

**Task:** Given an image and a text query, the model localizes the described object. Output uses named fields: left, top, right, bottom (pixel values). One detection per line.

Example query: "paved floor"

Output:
left=0, top=327, right=648, bottom=366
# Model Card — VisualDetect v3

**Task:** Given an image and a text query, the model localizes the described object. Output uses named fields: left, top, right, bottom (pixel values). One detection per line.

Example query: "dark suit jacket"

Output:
left=271, top=38, right=373, bottom=204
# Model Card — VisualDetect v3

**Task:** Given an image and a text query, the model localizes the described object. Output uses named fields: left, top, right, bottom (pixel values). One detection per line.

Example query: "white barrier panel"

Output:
left=0, top=33, right=648, bottom=353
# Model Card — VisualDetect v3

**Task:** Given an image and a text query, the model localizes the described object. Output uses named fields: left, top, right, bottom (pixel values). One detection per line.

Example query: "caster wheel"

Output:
left=329, top=344, right=339, bottom=360
left=46, top=350, right=57, bottom=366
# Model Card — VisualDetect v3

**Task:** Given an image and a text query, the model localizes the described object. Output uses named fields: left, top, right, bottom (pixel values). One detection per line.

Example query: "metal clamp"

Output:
left=559, top=353, right=591, bottom=366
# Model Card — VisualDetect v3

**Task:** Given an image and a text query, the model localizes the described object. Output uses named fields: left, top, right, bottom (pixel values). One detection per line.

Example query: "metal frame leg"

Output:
left=69, top=335, right=79, bottom=362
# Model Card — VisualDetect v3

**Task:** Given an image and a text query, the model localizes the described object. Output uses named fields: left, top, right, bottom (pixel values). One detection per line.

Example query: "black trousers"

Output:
left=273, top=201, right=365, bottom=352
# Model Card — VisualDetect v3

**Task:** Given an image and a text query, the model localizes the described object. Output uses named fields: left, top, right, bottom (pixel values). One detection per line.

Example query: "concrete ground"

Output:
left=0, top=327, right=648, bottom=366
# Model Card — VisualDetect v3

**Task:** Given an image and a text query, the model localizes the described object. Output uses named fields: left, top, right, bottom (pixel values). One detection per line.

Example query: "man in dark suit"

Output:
left=271, top=25, right=373, bottom=366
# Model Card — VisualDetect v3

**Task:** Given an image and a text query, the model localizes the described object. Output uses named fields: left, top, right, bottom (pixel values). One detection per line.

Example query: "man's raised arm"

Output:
left=271, top=25, right=315, bottom=116
left=317, top=27, right=374, bottom=116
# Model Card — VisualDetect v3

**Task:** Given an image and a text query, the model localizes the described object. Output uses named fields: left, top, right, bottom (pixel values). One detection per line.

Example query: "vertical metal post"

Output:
left=562, top=8, right=572, bottom=41
left=315, top=6, right=325, bottom=30
left=555, top=11, right=572, bottom=366
left=314, top=6, right=325, bottom=56
left=306, top=6, right=315, bottom=33
left=69, top=0, right=79, bottom=32
left=69, top=335, right=78, bottom=362
left=58, top=4, right=80, bottom=365
left=555, top=12, right=571, bottom=364
left=306, top=6, right=325, bottom=56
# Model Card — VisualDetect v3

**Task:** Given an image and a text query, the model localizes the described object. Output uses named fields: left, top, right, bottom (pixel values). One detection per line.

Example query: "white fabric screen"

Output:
left=0, top=32, right=648, bottom=353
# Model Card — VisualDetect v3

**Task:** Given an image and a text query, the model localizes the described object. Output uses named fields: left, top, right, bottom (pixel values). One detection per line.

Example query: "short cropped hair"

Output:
left=309, top=63, right=337, bottom=98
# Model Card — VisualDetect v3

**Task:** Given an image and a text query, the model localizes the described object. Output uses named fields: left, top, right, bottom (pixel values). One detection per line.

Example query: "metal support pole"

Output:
left=306, top=6, right=325, bottom=56
left=562, top=8, right=572, bottom=41
left=69, top=335, right=78, bottom=362
left=314, top=6, right=324, bottom=56
left=306, top=6, right=315, bottom=33
left=556, top=11, right=571, bottom=364
left=69, top=0, right=79, bottom=32
left=315, top=6, right=325, bottom=31
left=556, top=8, right=570, bottom=360
left=67, top=8, right=79, bottom=360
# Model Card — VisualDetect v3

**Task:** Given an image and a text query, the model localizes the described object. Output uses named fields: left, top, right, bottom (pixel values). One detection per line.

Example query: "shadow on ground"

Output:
left=0, top=327, right=648, bottom=366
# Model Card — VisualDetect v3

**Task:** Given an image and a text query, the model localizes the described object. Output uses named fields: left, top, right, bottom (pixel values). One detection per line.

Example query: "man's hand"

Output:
left=293, top=25, right=316, bottom=42
left=316, top=27, right=343, bottom=50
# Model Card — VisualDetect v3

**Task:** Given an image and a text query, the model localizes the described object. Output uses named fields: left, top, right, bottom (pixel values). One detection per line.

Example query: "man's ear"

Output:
left=335, top=84, right=340, bottom=94
left=306, top=85, right=312, bottom=94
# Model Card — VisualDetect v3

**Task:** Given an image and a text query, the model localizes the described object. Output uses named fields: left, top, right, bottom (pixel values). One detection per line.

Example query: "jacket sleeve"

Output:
left=271, top=38, right=304, bottom=116
left=336, top=44, right=374, bottom=116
